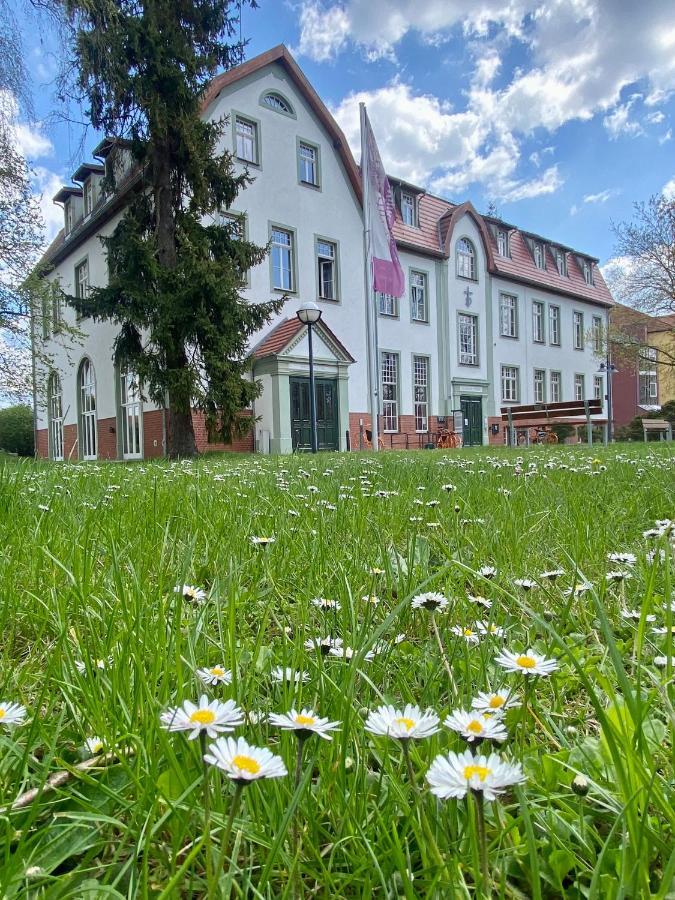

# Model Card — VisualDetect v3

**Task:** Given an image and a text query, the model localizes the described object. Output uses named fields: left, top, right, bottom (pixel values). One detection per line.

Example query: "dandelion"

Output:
left=160, top=696, right=244, bottom=740
left=514, top=578, right=537, bottom=591
left=268, top=708, right=341, bottom=741
left=411, top=591, right=449, bottom=612
left=271, top=667, right=309, bottom=684
left=444, top=709, right=508, bottom=744
left=174, top=584, right=207, bottom=603
left=451, top=625, right=480, bottom=644
left=426, top=748, right=526, bottom=801
left=0, top=701, right=27, bottom=728
left=472, top=690, right=520, bottom=715
left=251, top=536, right=275, bottom=546
left=197, top=665, right=232, bottom=686
left=311, top=597, right=341, bottom=611
left=494, top=648, right=558, bottom=676
left=364, top=704, right=440, bottom=741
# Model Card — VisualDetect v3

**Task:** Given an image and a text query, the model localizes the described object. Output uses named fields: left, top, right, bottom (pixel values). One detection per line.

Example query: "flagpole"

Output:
left=360, top=102, right=380, bottom=452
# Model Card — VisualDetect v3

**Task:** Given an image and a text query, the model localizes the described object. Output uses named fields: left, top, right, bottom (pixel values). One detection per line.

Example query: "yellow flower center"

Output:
left=395, top=717, right=416, bottom=731
left=464, top=628, right=474, bottom=636
left=190, top=709, right=216, bottom=725
left=294, top=715, right=315, bottom=726
left=516, top=655, right=537, bottom=669
left=232, top=754, right=261, bottom=774
left=488, top=695, right=505, bottom=709
left=467, top=720, right=484, bottom=734
left=464, top=764, right=492, bottom=781
left=210, top=667, right=225, bottom=677
left=0, top=709, right=5, bottom=719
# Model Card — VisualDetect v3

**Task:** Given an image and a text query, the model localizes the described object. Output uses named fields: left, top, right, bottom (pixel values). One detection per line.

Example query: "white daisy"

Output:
left=311, top=597, right=341, bottom=611
left=451, top=625, right=480, bottom=644
left=84, top=736, right=104, bottom=755
left=251, top=536, right=275, bottom=546
left=197, top=665, right=232, bottom=686
left=75, top=657, right=112, bottom=675
left=467, top=595, right=492, bottom=609
left=411, top=592, right=449, bottom=612
left=606, top=570, right=632, bottom=583
left=426, top=749, right=526, bottom=801
left=368, top=567, right=386, bottom=576
left=607, top=552, right=636, bottom=565
left=620, top=608, right=656, bottom=622
left=304, top=636, right=343, bottom=655
left=471, top=690, right=520, bottom=715
left=364, top=704, right=440, bottom=741
left=271, top=667, right=310, bottom=684
left=268, top=708, right=341, bottom=740
left=160, top=696, right=244, bottom=740
left=328, top=645, right=375, bottom=661
left=652, top=625, right=675, bottom=635
left=204, top=736, right=287, bottom=783
left=476, top=621, right=506, bottom=638
left=361, top=594, right=380, bottom=606
left=478, top=566, right=497, bottom=580
left=444, top=709, right=508, bottom=743
left=564, top=582, right=593, bottom=598
left=0, top=701, right=27, bottom=728
left=514, top=578, right=537, bottom=591
left=654, top=656, right=675, bottom=668
left=494, top=648, right=558, bottom=677
left=540, top=569, right=565, bottom=581
left=174, top=584, right=207, bottom=603
left=442, top=484, right=456, bottom=492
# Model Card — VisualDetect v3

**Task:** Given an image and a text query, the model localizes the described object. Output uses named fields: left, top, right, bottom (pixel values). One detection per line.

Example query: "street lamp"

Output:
left=598, top=359, right=618, bottom=444
left=296, top=302, right=323, bottom=453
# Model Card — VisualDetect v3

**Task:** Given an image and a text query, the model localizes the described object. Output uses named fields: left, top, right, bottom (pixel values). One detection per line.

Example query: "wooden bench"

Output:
left=642, top=419, right=673, bottom=441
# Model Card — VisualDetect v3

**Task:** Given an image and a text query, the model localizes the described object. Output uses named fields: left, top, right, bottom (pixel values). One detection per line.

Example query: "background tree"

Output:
left=64, top=0, right=283, bottom=456
left=0, top=403, right=35, bottom=455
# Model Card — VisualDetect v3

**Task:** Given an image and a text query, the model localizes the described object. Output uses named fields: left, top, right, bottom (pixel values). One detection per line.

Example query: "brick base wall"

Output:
left=348, top=412, right=442, bottom=450
left=487, top=415, right=598, bottom=445
left=143, top=410, right=165, bottom=458
left=192, top=410, right=254, bottom=454
left=36, top=428, right=48, bottom=459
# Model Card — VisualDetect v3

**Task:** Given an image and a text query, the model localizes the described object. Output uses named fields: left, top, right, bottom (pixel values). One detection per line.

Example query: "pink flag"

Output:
left=361, top=108, right=405, bottom=298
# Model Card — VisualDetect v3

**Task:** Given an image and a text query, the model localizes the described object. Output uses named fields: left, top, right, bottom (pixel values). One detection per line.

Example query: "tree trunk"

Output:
left=167, top=398, right=198, bottom=458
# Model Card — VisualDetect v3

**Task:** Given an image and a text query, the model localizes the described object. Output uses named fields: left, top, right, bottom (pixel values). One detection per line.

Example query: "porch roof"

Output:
left=252, top=316, right=355, bottom=363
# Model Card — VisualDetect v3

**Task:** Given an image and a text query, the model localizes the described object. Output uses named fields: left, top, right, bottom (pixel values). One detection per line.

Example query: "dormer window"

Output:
left=261, top=92, right=293, bottom=115
left=497, top=229, right=509, bottom=257
left=581, top=259, right=593, bottom=285
left=533, top=241, right=545, bottom=269
left=400, top=191, right=417, bottom=227
left=555, top=249, right=567, bottom=276
left=83, top=179, right=93, bottom=218
left=456, top=238, right=477, bottom=280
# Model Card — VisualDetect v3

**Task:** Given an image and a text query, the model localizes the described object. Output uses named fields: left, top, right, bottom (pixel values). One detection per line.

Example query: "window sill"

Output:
left=459, top=362, right=479, bottom=367
left=411, top=317, right=430, bottom=325
left=318, top=296, right=339, bottom=303
left=500, top=333, right=519, bottom=340
left=272, top=287, right=296, bottom=295
left=378, top=313, right=399, bottom=319
left=456, top=275, right=478, bottom=283
left=236, top=157, right=260, bottom=168
left=300, top=180, right=321, bottom=189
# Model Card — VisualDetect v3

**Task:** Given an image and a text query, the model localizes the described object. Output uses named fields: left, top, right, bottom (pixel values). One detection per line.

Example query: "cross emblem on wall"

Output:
left=464, top=286, right=473, bottom=307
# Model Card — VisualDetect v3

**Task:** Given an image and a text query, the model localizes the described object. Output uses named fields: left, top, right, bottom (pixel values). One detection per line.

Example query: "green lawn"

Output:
left=0, top=445, right=673, bottom=898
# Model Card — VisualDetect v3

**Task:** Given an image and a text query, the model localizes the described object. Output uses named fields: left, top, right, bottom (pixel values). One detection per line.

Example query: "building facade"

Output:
left=34, top=45, right=613, bottom=460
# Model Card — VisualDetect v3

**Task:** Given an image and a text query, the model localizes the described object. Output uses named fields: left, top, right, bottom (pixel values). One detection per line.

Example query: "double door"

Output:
left=290, top=377, right=339, bottom=451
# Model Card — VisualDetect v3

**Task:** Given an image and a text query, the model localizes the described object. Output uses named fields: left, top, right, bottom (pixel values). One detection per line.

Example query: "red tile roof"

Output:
left=252, top=316, right=355, bottom=362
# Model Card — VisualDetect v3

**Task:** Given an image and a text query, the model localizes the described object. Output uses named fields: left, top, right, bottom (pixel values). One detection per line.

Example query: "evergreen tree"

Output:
left=64, top=0, right=283, bottom=456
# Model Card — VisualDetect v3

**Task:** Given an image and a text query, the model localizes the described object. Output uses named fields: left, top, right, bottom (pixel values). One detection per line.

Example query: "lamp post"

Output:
left=296, top=302, right=323, bottom=453
left=598, top=359, right=618, bottom=444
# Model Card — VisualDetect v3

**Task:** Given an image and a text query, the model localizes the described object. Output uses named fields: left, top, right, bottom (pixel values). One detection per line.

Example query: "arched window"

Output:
left=48, top=372, right=64, bottom=461
left=261, top=92, right=294, bottom=115
left=78, top=358, right=97, bottom=460
left=119, top=368, right=143, bottom=459
left=456, top=238, right=477, bottom=280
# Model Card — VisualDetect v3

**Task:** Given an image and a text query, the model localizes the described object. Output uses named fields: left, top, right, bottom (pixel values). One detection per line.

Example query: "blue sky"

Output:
left=13, top=0, right=675, bottom=266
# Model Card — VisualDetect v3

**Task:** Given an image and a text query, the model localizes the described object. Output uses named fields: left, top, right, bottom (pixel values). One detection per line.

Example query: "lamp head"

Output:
left=296, top=302, right=322, bottom=325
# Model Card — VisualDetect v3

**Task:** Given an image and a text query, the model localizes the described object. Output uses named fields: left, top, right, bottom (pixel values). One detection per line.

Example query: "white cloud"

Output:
left=33, top=167, right=66, bottom=247
left=659, top=128, right=672, bottom=144
left=663, top=177, right=675, bottom=200
left=295, top=3, right=351, bottom=62
left=583, top=188, right=621, bottom=204
left=646, top=110, right=665, bottom=124
left=13, top=123, right=53, bottom=160
left=603, top=98, right=644, bottom=139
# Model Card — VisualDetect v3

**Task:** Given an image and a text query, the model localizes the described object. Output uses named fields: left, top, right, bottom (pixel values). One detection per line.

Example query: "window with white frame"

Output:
left=592, top=315, right=603, bottom=354
left=48, top=372, right=64, bottom=461
left=532, top=301, right=545, bottom=343
left=381, top=352, right=399, bottom=432
left=533, top=242, right=545, bottom=269
left=64, top=200, right=74, bottom=234
left=235, top=116, right=258, bottom=164
left=555, top=249, right=567, bottom=276
left=639, top=347, right=658, bottom=404
left=550, top=371, right=561, bottom=402
left=410, top=271, right=428, bottom=321
left=299, top=142, right=319, bottom=186
left=119, top=369, right=143, bottom=459
left=533, top=369, right=546, bottom=403
left=401, top=192, right=416, bottom=227
left=500, top=293, right=518, bottom=338
left=573, top=311, right=584, bottom=349
left=549, top=305, right=561, bottom=346
left=581, top=259, right=593, bottom=285
left=501, top=365, right=519, bottom=402
left=574, top=373, right=585, bottom=401
left=78, top=358, right=97, bottom=460
left=458, top=313, right=478, bottom=365
left=83, top=179, right=94, bottom=217
left=593, top=375, right=603, bottom=401
left=378, top=292, right=398, bottom=317
left=262, top=92, right=293, bottom=114
left=456, top=238, right=477, bottom=280
left=51, top=294, right=62, bottom=333
left=271, top=227, right=294, bottom=291
left=75, top=259, right=89, bottom=300
left=413, top=356, right=429, bottom=432
left=317, top=240, right=337, bottom=300
left=497, top=229, right=509, bottom=257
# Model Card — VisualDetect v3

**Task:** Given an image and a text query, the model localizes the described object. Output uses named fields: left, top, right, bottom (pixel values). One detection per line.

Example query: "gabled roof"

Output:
left=72, top=163, right=105, bottom=183
left=252, top=316, right=355, bottom=362
left=53, top=186, right=82, bottom=204
left=202, top=44, right=362, bottom=203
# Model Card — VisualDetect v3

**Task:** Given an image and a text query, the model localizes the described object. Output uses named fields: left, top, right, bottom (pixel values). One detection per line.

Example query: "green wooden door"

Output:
left=460, top=396, right=483, bottom=446
left=290, top=377, right=339, bottom=451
